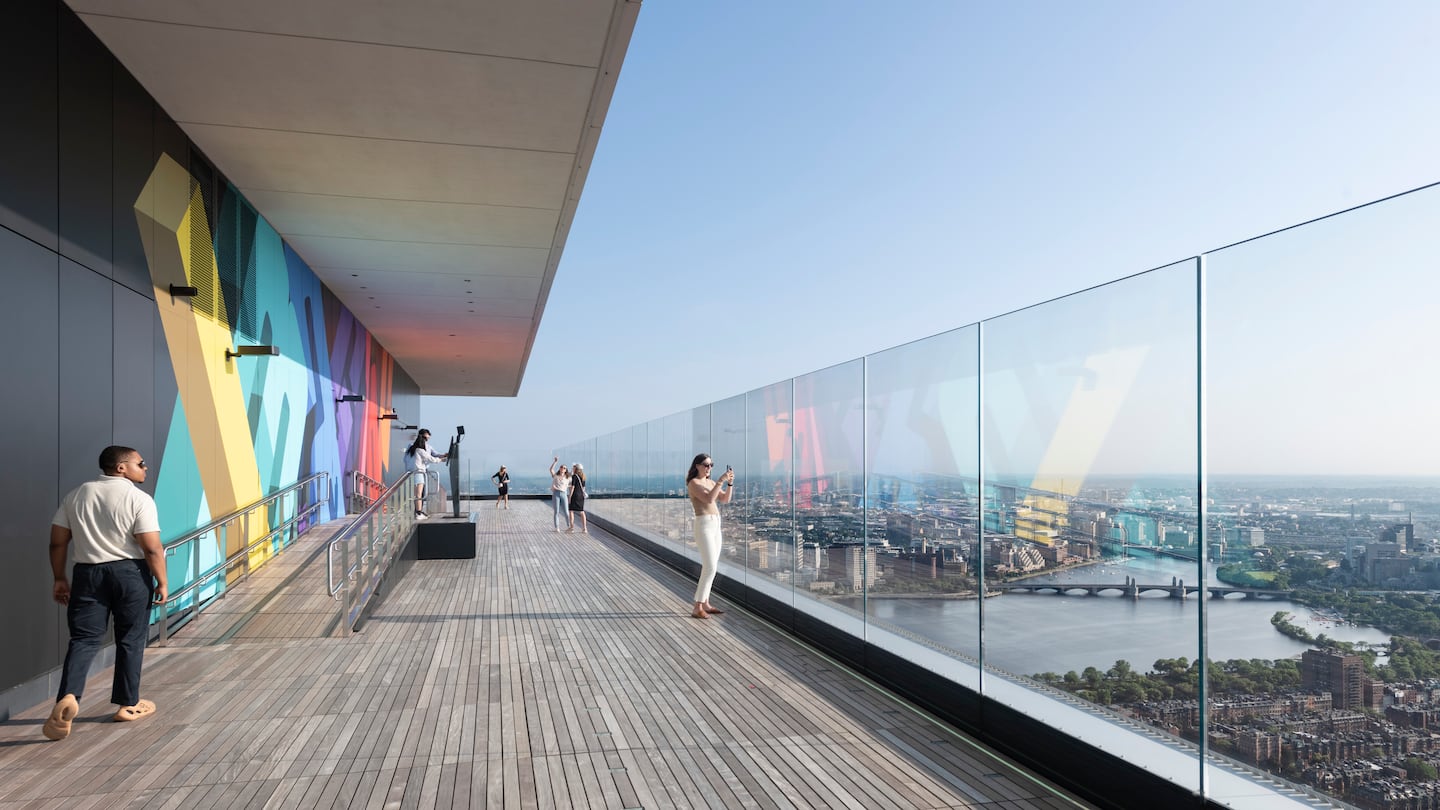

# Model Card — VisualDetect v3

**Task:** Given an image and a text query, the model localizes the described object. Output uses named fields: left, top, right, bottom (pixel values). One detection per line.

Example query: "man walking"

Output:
left=43, top=446, right=167, bottom=740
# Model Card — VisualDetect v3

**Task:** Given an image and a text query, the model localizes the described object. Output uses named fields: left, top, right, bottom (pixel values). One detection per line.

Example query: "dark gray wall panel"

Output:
left=58, top=8, right=114, bottom=276
left=153, top=311, right=178, bottom=496
left=0, top=227, right=62, bottom=690
left=114, top=286, right=157, bottom=494
left=58, top=260, right=114, bottom=496
left=112, top=67, right=154, bottom=300
left=0, top=1, right=59, bottom=249
left=155, top=111, right=189, bottom=186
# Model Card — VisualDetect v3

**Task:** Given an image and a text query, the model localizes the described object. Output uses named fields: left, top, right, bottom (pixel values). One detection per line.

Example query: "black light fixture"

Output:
left=169, top=284, right=199, bottom=298
left=394, top=423, right=418, bottom=430
left=336, top=394, right=364, bottom=403
left=378, top=410, right=399, bottom=421
left=225, top=345, right=278, bottom=359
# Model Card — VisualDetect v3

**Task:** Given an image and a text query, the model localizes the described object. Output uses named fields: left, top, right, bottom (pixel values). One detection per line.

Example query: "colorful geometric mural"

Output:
left=134, top=153, right=401, bottom=599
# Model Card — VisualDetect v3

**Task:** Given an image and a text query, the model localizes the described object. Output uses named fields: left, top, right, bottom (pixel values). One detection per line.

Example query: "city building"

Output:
left=826, top=542, right=877, bottom=590
left=1302, top=649, right=1366, bottom=710
left=1226, top=526, right=1266, bottom=547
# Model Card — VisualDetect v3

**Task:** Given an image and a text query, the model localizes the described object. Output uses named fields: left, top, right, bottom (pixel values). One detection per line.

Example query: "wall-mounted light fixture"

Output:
left=378, top=410, right=399, bottom=421
left=225, top=345, right=279, bottom=360
left=169, top=284, right=199, bottom=298
left=336, top=394, right=364, bottom=403
left=393, top=423, right=418, bottom=430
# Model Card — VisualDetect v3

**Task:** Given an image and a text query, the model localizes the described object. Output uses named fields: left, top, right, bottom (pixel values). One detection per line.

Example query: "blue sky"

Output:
left=424, top=1, right=1440, bottom=481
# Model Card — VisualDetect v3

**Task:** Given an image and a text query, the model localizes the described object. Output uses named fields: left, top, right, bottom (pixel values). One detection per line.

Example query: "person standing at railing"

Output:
left=43, top=445, right=168, bottom=741
left=568, top=463, right=588, bottom=534
left=549, top=457, right=572, bottom=532
left=686, top=453, right=734, bottom=620
left=491, top=465, right=510, bottom=510
left=403, top=429, right=447, bottom=520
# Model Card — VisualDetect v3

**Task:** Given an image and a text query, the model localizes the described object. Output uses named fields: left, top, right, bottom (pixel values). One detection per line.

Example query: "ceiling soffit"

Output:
left=70, top=0, right=641, bottom=396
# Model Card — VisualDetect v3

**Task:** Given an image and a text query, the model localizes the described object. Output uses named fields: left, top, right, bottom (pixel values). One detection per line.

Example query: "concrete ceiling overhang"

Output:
left=68, top=0, right=641, bottom=396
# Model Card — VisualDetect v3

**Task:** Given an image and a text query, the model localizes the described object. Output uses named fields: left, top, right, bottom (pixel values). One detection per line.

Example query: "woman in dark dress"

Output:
left=491, top=465, right=510, bottom=510
left=568, top=463, right=588, bottom=533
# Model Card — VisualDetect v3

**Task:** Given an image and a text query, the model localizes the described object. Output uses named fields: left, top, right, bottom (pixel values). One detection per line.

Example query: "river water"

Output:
left=859, top=555, right=1392, bottom=677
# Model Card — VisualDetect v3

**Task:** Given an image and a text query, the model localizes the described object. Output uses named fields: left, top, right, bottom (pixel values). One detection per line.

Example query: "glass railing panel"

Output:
left=664, top=408, right=698, bottom=546
left=1203, top=184, right=1440, bottom=807
left=638, top=418, right=664, bottom=538
left=863, top=325, right=982, bottom=690
left=791, top=359, right=867, bottom=637
left=624, top=423, right=646, bottom=529
left=601, top=427, right=630, bottom=523
left=981, top=259, right=1201, bottom=794
left=713, top=394, right=748, bottom=589
left=745, top=380, right=796, bottom=609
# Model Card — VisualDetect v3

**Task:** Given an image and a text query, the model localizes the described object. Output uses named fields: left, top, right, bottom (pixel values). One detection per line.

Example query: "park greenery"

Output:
left=1032, top=657, right=1302, bottom=704
left=1036, top=545, right=1440, bottom=701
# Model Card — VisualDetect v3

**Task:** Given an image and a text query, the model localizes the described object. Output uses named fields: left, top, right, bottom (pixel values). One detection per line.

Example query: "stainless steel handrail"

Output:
left=153, top=472, right=330, bottom=645
left=350, top=469, right=385, bottom=513
left=327, top=471, right=419, bottom=635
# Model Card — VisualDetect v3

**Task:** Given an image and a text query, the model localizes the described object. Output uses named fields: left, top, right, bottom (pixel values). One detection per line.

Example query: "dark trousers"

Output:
left=57, top=559, right=153, bottom=706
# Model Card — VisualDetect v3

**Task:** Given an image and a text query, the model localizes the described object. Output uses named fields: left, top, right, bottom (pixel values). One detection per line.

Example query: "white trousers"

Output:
left=693, top=513, right=722, bottom=603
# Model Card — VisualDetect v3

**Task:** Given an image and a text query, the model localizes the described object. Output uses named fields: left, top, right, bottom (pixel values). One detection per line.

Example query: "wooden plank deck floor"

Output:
left=0, top=501, right=1093, bottom=809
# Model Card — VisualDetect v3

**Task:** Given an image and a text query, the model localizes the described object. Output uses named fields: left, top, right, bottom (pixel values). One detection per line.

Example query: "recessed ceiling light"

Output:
left=449, top=334, right=456, bottom=337
left=463, top=279, right=471, bottom=282
left=351, top=274, right=358, bottom=277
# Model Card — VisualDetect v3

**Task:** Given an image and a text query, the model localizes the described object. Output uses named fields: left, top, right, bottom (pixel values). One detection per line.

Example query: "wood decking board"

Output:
left=1, top=501, right=1093, bottom=809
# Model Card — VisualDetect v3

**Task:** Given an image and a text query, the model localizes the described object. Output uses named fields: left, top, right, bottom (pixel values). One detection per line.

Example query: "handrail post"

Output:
left=158, top=593, right=168, bottom=646
left=192, top=532, right=201, bottom=607
left=335, top=539, right=350, bottom=637
left=242, top=511, right=251, bottom=581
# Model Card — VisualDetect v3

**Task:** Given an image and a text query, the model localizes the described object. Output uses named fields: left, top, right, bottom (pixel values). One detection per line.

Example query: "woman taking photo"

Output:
left=685, top=453, right=734, bottom=619
left=548, top=457, right=572, bottom=532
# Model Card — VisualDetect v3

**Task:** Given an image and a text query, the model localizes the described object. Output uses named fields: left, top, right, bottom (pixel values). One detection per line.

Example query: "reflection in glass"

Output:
left=713, top=395, right=748, bottom=589
left=664, top=410, right=695, bottom=545
left=981, top=260, right=1199, bottom=793
left=745, top=381, right=795, bottom=607
left=1205, top=186, right=1440, bottom=806
left=791, top=360, right=866, bottom=633
left=864, top=326, right=981, bottom=687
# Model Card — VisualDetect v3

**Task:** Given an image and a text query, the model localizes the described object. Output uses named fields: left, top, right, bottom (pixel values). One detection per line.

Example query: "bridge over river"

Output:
left=996, top=576, right=1289, bottom=600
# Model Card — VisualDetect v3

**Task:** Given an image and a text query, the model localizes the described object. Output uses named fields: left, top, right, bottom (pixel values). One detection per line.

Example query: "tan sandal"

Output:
left=42, top=694, right=79, bottom=740
left=113, top=699, right=156, bottom=722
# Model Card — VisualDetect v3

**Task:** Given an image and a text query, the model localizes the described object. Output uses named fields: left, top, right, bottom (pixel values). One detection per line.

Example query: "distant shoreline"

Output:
left=858, top=592, right=987, bottom=601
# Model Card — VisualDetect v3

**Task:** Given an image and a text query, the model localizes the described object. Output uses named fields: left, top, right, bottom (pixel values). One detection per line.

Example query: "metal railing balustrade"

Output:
left=327, top=471, right=420, bottom=635
left=153, top=472, right=329, bottom=645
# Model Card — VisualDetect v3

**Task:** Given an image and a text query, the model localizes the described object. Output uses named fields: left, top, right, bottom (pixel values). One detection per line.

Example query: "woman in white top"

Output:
left=686, top=453, right=734, bottom=619
left=404, top=429, right=446, bottom=519
left=548, top=457, right=572, bottom=532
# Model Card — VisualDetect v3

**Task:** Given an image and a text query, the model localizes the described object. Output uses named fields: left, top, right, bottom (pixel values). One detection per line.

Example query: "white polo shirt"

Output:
left=52, top=475, right=161, bottom=564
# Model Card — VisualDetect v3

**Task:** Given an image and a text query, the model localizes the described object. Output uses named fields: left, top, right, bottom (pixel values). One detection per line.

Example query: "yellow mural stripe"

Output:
left=136, top=154, right=268, bottom=570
